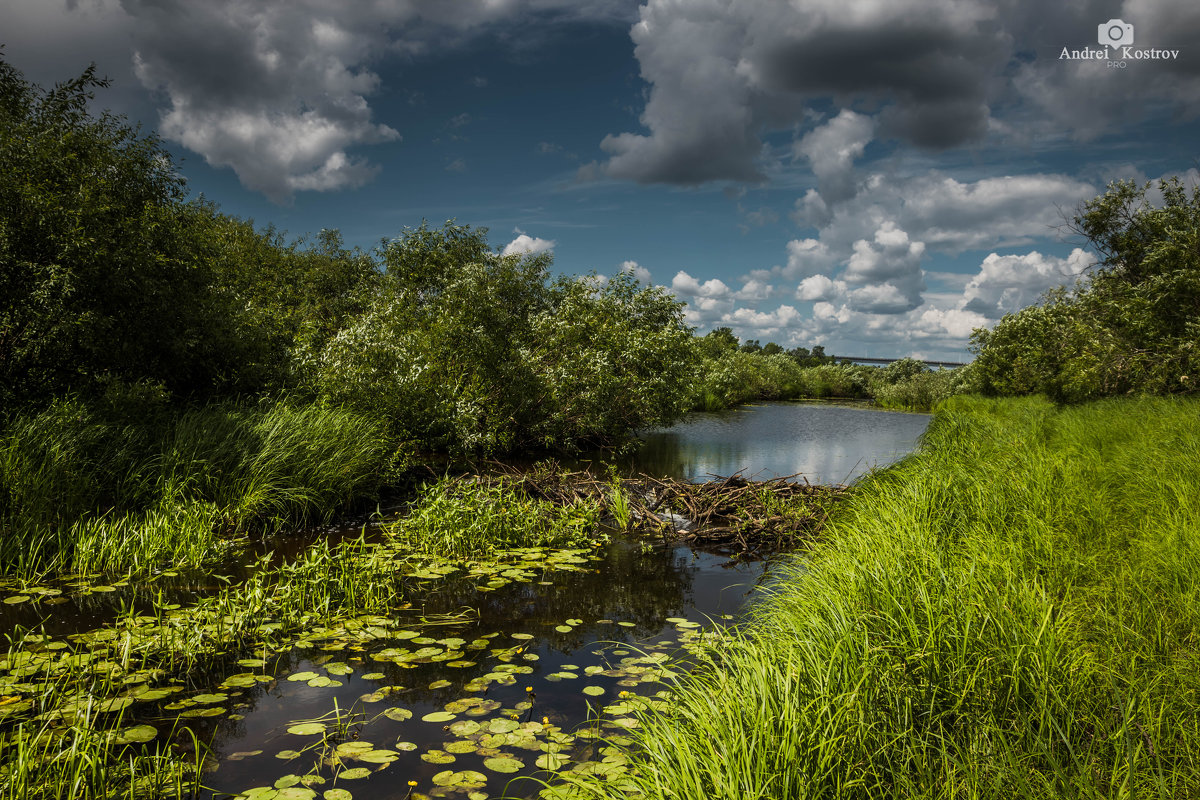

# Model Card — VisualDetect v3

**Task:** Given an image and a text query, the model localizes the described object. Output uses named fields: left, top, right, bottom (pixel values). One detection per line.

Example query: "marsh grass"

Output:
left=0, top=703, right=203, bottom=800
left=0, top=399, right=395, bottom=578
left=393, top=476, right=601, bottom=559
left=554, top=396, right=1200, bottom=799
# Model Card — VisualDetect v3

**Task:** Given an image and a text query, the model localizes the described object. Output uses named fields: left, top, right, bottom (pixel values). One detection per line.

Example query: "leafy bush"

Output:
left=971, top=177, right=1200, bottom=401
left=318, top=223, right=695, bottom=455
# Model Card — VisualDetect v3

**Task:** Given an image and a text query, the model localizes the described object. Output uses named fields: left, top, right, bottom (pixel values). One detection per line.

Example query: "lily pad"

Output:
left=536, top=752, right=569, bottom=770
left=287, top=672, right=319, bottom=682
left=422, top=711, right=456, bottom=723
left=323, top=791, right=352, bottom=800
left=421, top=750, right=455, bottom=764
left=357, top=750, right=399, bottom=764
left=116, top=724, right=158, bottom=743
left=487, top=718, right=519, bottom=734
left=483, top=756, right=524, bottom=773
left=582, top=686, right=605, bottom=696
left=286, top=722, right=326, bottom=736
left=337, top=767, right=371, bottom=780
left=383, top=707, right=412, bottom=722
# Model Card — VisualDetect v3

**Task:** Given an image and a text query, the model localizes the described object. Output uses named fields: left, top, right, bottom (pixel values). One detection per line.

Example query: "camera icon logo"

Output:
left=1098, top=18, right=1134, bottom=49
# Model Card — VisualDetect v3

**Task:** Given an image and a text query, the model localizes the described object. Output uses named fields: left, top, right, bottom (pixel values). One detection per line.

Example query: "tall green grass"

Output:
left=556, top=396, right=1200, bottom=799
left=392, top=476, right=600, bottom=559
left=0, top=399, right=396, bottom=578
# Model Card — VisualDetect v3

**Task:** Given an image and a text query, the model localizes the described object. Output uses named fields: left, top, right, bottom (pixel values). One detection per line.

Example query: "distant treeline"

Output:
left=688, top=327, right=963, bottom=412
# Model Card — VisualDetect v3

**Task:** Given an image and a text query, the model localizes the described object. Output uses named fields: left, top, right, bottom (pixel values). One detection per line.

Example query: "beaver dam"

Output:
left=482, top=465, right=847, bottom=556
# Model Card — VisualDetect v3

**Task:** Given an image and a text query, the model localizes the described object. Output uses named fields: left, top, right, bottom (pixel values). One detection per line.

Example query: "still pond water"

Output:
left=5, top=402, right=930, bottom=800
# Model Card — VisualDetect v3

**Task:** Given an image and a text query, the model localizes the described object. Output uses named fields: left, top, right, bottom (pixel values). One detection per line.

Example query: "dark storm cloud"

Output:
left=596, top=0, right=1200, bottom=186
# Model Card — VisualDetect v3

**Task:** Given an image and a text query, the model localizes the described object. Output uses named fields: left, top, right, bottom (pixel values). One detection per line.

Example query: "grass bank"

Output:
left=553, top=395, right=1200, bottom=799
left=0, top=398, right=398, bottom=579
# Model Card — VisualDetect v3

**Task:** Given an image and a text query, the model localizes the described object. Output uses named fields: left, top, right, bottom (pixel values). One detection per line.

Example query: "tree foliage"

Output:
left=971, top=177, right=1200, bottom=401
left=316, top=223, right=696, bottom=455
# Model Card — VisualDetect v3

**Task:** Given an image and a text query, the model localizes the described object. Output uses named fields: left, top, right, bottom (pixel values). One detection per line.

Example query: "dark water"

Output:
left=627, top=401, right=931, bottom=484
left=196, top=539, right=764, bottom=799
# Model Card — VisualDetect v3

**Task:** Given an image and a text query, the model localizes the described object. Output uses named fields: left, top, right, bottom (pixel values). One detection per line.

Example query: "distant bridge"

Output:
left=839, top=356, right=968, bottom=369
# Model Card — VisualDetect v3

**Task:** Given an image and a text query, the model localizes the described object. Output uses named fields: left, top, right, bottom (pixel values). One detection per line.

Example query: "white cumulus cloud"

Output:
left=502, top=232, right=556, bottom=256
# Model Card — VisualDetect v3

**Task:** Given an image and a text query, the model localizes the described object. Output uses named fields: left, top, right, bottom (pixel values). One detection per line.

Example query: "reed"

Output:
left=0, top=399, right=394, bottom=579
left=391, top=476, right=600, bottom=559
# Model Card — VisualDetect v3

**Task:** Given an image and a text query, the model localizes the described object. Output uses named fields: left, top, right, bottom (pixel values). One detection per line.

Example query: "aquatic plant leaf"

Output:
left=357, top=750, right=399, bottom=764
left=3, top=596, right=30, bottom=604
left=383, top=707, right=412, bottom=722
left=510, top=633, right=534, bottom=640
left=240, top=788, right=278, bottom=800
left=449, top=719, right=482, bottom=736
left=337, top=768, right=371, bottom=779
left=116, top=724, right=158, bottom=743
left=483, top=756, right=524, bottom=773
left=422, top=711, right=456, bottom=722
left=617, top=622, right=635, bottom=628
left=192, top=693, right=228, bottom=704
left=323, top=790, right=352, bottom=800
left=487, top=718, right=519, bottom=734
left=275, top=775, right=301, bottom=789
left=428, top=680, right=452, bottom=689
left=228, top=750, right=263, bottom=761
left=286, top=722, right=326, bottom=736
left=275, top=750, right=302, bottom=760
left=582, top=686, right=605, bottom=696
left=308, top=676, right=340, bottom=688
left=287, top=672, right=319, bottom=682
left=361, top=672, right=385, bottom=681
left=421, top=750, right=455, bottom=764
left=180, top=706, right=225, bottom=718
left=536, top=752, right=569, bottom=770
left=395, top=741, right=418, bottom=751
left=555, top=626, right=573, bottom=633
left=96, top=696, right=134, bottom=713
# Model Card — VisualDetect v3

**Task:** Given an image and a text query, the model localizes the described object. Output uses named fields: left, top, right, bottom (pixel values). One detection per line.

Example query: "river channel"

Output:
left=2, top=401, right=930, bottom=800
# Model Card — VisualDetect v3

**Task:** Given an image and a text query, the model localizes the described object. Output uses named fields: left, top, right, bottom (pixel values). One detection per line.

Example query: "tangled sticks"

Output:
left=482, top=463, right=847, bottom=557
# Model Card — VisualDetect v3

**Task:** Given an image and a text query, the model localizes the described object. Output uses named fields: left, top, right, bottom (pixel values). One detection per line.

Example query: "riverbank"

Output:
left=556, top=395, right=1200, bottom=799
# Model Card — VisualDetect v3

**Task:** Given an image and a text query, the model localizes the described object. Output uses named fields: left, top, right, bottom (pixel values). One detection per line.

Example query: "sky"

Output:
left=4, top=0, right=1199, bottom=360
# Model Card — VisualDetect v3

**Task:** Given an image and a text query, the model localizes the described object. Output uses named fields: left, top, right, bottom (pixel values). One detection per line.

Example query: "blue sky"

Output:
left=5, top=0, right=1199, bottom=359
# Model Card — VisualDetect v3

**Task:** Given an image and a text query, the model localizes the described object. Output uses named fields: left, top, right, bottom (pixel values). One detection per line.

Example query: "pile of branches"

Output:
left=635, top=474, right=844, bottom=555
left=479, top=461, right=846, bottom=556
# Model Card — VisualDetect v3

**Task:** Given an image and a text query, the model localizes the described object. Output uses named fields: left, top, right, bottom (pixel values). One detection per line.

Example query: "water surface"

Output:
left=627, top=401, right=930, bottom=484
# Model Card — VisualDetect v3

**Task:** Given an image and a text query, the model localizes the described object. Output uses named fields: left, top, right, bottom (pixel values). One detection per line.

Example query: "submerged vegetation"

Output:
left=555, top=396, right=1200, bottom=799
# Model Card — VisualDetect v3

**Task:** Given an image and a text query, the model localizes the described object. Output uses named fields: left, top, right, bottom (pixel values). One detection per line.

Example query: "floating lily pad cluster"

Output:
left=1, top=510, right=738, bottom=800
